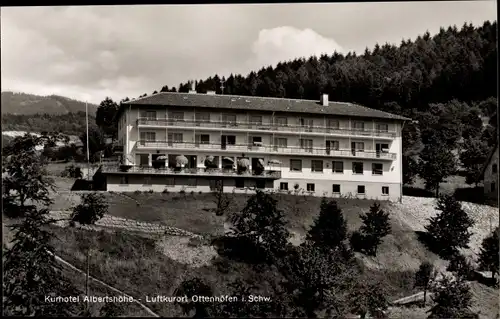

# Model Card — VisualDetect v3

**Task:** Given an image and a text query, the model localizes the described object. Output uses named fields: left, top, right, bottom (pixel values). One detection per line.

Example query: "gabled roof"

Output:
left=481, top=142, right=499, bottom=177
left=117, top=92, right=410, bottom=121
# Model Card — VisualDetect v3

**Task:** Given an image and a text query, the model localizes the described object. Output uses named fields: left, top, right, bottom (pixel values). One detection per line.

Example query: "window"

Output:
left=376, top=143, right=390, bottom=154
left=357, top=185, right=365, bottom=194
left=256, top=180, right=265, bottom=189
left=280, top=182, right=289, bottom=191
left=332, top=161, right=344, bottom=173
left=290, top=159, right=302, bottom=172
left=140, top=110, right=157, bottom=120
left=311, top=160, right=323, bottom=172
left=493, top=164, right=498, bottom=174
left=223, top=114, right=237, bottom=125
left=195, top=112, right=210, bottom=123
left=195, top=134, right=210, bottom=146
left=352, top=162, right=364, bottom=174
left=492, top=182, right=496, bottom=193
left=332, top=184, right=341, bottom=194
left=251, top=136, right=262, bottom=145
left=327, top=119, right=340, bottom=129
left=165, top=177, right=175, bottom=187
left=372, top=163, right=383, bottom=175
left=139, top=154, right=149, bottom=167
left=274, top=137, right=287, bottom=148
left=382, top=186, right=389, bottom=195
left=376, top=123, right=389, bottom=132
left=275, top=117, right=287, bottom=126
left=353, top=121, right=364, bottom=130
left=250, top=115, right=262, bottom=125
left=209, top=179, right=223, bottom=191
left=307, top=183, right=315, bottom=192
left=235, top=179, right=245, bottom=188
left=300, top=139, right=313, bottom=152
left=186, top=178, right=197, bottom=187
left=143, top=177, right=151, bottom=185
left=140, top=131, right=156, bottom=142
left=226, top=135, right=236, bottom=145
left=120, top=176, right=129, bottom=185
left=170, top=111, right=184, bottom=121
left=299, top=118, right=313, bottom=131
left=168, top=133, right=183, bottom=143
left=351, top=142, right=365, bottom=152
left=326, top=140, right=340, bottom=151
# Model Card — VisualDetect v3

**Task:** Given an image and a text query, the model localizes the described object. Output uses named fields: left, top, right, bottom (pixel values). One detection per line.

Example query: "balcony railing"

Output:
left=136, top=118, right=396, bottom=138
left=101, top=165, right=282, bottom=179
left=135, top=140, right=397, bottom=160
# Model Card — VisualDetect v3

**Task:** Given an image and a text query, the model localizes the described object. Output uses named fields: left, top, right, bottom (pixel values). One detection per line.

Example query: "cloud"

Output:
left=249, top=26, right=344, bottom=69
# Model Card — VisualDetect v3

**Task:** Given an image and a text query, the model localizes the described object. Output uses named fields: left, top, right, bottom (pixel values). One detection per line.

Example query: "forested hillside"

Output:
left=162, top=21, right=496, bottom=118
left=2, top=112, right=96, bottom=136
left=1, top=92, right=98, bottom=115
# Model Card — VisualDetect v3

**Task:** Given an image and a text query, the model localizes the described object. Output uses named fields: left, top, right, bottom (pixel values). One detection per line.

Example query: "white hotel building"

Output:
left=101, top=90, right=409, bottom=202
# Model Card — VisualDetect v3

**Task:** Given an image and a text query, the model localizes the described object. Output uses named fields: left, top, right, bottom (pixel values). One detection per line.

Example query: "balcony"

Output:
left=136, top=118, right=396, bottom=139
left=135, top=140, right=397, bottom=161
left=100, top=165, right=282, bottom=179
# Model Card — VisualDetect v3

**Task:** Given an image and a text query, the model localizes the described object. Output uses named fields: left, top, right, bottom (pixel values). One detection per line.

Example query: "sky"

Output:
left=1, top=1, right=497, bottom=105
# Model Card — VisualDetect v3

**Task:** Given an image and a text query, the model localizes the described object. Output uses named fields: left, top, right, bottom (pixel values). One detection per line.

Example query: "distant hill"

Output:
left=1, top=91, right=98, bottom=115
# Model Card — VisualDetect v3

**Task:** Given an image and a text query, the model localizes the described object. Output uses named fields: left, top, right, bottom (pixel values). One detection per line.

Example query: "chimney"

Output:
left=321, top=94, right=329, bottom=106
left=206, top=90, right=216, bottom=95
left=189, top=81, right=196, bottom=94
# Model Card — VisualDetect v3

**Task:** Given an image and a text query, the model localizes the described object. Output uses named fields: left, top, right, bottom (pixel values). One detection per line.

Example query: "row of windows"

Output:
left=120, top=176, right=267, bottom=189
left=139, top=110, right=390, bottom=131
left=139, top=131, right=390, bottom=153
left=279, top=182, right=390, bottom=195
left=291, top=159, right=384, bottom=175
left=119, top=176, right=390, bottom=196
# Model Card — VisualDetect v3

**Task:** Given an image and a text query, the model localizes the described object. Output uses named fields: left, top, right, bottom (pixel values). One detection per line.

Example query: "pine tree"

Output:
left=427, top=276, right=478, bottom=319
left=425, top=195, right=475, bottom=257
left=358, top=202, right=392, bottom=256
left=3, top=207, right=83, bottom=316
left=478, top=226, right=499, bottom=280
left=71, top=192, right=108, bottom=225
left=306, top=198, right=348, bottom=250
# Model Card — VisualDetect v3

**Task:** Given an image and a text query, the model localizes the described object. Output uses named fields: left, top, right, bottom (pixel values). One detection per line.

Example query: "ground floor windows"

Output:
left=235, top=179, right=245, bottom=188
left=382, top=186, right=389, bottom=195
left=165, top=177, right=175, bottom=187
left=332, top=184, right=341, bottom=194
left=120, top=176, right=129, bottom=185
left=186, top=178, right=197, bottom=187
left=357, top=185, right=365, bottom=194
left=256, top=180, right=265, bottom=189
left=280, top=182, right=288, bottom=190
left=143, top=177, right=151, bottom=185
left=307, top=183, right=315, bottom=192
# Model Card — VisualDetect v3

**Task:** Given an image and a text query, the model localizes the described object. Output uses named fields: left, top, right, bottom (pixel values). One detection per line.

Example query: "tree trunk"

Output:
left=423, top=287, right=427, bottom=307
left=435, top=186, right=439, bottom=198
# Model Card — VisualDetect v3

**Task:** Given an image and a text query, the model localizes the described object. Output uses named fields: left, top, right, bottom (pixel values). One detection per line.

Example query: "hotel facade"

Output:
left=101, top=90, right=409, bottom=202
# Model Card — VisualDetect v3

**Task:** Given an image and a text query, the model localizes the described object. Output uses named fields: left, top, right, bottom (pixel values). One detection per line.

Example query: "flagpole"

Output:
left=86, top=101, right=90, bottom=181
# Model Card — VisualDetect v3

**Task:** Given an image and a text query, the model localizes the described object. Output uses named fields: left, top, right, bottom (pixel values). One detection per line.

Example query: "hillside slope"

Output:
left=1, top=91, right=98, bottom=115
